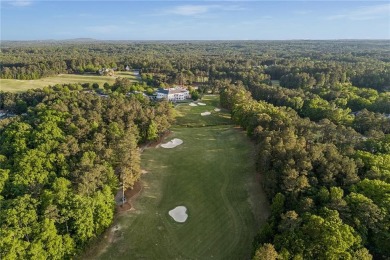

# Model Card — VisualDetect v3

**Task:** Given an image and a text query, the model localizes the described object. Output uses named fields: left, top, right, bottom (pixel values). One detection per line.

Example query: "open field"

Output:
left=84, top=95, right=270, bottom=259
left=0, top=72, right=138, bottom=92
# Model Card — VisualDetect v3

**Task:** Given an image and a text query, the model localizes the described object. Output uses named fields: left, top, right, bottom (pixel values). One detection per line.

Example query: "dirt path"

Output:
left=115, top=181, right=143, bottom=213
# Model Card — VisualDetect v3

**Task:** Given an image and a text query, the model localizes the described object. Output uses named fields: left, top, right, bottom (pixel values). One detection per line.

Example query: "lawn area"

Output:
left=0, top=72, right=138, bottom=92
left=83, top=95, right=270, bottom=259
left=271, top=80, right=280, bottom=87
left=174, top=95, right=231, bottom=127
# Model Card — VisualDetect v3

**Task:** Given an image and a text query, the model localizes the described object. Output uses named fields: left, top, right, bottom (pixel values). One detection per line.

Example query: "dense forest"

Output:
left=1, top=40, right=389, bottom=259
left=0, top=86, right=174, bottom=258
left=221, top=85, right=389, bottom=259
left=1, top=40, right=390, bottom=91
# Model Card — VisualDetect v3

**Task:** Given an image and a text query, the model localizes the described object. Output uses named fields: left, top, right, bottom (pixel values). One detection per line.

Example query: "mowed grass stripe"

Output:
left=170, top=128, right=238, bottom=258
left=156, top=127, right=243, bottom=259
left=87, top=95, right=269, bottom=260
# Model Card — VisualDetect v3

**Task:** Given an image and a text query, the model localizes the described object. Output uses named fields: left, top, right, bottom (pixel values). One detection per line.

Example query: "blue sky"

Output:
left=1, top=1, right=389, bottom=40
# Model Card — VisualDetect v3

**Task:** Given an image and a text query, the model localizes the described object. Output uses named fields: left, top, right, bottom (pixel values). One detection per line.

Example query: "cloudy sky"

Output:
left=1, top=0, right=389, bottom=40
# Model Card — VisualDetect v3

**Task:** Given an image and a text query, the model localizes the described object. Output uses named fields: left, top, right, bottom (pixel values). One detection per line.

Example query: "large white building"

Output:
left=156, top=87, right=190, bottom=101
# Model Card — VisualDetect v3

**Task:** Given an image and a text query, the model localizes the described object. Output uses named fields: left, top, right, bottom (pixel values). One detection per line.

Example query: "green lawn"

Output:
left=0, top=72, right=138, bottom=92
left=271, top=80, right=280, bottom=87
left=84, top=95, right=270, bottom=260
left=174, top=96, right=232, bottom=127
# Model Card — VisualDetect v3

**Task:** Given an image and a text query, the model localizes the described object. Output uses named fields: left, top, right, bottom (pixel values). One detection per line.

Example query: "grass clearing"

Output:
left=83, top=95, right=270, bottom=259
left=271, top=80, right=280, bottom=87
left=174, top=95, right=231, bottom=127
left=0, top=72, right=138, bottom=92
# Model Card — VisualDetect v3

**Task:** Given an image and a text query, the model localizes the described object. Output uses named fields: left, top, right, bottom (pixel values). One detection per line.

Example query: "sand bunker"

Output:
left=201, top=112, right=211, bottom=116
left=169, top=206, right=188, bottom=223
left=214, top=108, right=221, bottom=112
left=197, top=102, right=206, bottom=106
left=112, top=224, right=121, bottom=232
left=189, top=103, right=198, bottom=106
left=161, top=138, right=183, bottom=148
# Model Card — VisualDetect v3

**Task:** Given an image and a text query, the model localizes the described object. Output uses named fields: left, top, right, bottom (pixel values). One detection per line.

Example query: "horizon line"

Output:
left=2, top=38, right=390, bottom=42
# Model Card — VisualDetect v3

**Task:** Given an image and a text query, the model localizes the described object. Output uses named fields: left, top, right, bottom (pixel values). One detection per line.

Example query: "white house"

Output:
left=156, top=87, right=190, bottom=101
left=98, top=68, right=114, bottom=76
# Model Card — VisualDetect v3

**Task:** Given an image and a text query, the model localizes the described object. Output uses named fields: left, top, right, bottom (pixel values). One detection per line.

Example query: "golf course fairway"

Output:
left=85, top=95, right=270, bottom=259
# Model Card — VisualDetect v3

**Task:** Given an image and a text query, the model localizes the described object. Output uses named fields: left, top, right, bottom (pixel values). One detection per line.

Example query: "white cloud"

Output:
left=220, top=5, right=246, bottom=11
left=293, top=10, right=312, bottom=15
left=167, top=5, right=214, bottom=16
left=326, top=3, right=390, bottom=21
left=8, top=0, right=32, bottom=7
left=161, top=4, right=245, bottom=16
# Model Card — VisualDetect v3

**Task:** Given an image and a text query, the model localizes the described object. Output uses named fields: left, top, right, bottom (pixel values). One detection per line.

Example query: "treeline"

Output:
left=0, top=87, right=174, bottom=259
left=267, top=61, right=390, bottom=92
left=246, top=82, right=390, bottom=133
left=0, top=79, right=152, bottom=113
left=1, top=61, right=68, bottom=80
left=0, top=59, right=119, bottom=79
left=220, top=86, right=390, bottom=259
left=277, top=72, right=390, bottom=114
left=1, top=41, right=389, bottom=92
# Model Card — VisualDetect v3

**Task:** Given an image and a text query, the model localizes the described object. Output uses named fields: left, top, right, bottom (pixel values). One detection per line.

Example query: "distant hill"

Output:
left=63, top=38, right=98, bottom=42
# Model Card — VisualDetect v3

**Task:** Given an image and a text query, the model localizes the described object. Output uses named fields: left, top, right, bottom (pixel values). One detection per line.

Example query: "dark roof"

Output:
left=169, top=89, right=188, bottom=94
left=157, top=88, right=188, bottom=95
left=157, top=88, right=169, bottom=94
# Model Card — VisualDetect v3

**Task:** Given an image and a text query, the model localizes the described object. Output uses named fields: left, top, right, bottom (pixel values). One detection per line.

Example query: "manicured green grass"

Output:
left=84, top=95, right=270, bottom=259
left=271, top=80, right=280, bottom=86
left=174, top=95, right=231, bottom=127
left=0, top=72, right=137, bottom=92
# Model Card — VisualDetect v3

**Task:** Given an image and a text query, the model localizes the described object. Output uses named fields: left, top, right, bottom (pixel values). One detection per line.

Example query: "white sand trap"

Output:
left=169, top=206, right=188, bottom=223
left=189, top=103, right=198, bottom=106
left=112, top=224, right=121, bottom=232
left=201, top=112, right=211, bottom=116
left=214, top=108, right=221, bottom=112
left=161, top=138, right=183, bottom=148
left=198, top=102, right=206, bottom=106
